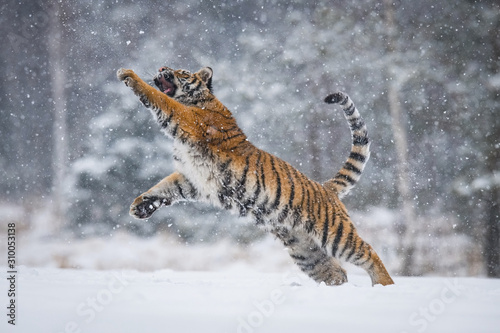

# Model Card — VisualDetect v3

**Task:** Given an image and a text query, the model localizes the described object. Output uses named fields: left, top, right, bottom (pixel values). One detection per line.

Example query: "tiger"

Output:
left=116, top=66, right=394, bottom=286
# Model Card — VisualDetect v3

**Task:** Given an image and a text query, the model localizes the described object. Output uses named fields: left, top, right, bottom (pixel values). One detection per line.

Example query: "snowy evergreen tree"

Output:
left=67, top=79, right=173, bottom=236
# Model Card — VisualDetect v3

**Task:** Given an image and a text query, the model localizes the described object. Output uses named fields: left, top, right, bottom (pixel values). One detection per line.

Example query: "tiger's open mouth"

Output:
left=154, top=72, right=176, bottom=97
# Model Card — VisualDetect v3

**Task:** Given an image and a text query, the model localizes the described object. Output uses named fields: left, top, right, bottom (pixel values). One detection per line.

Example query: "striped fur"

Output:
left=323, top=92, right=370, bottom=199
left=117, top=67, right=394, bottom=286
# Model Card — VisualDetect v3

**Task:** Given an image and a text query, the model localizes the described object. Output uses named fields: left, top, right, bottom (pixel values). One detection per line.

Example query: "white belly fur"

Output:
left=172, top=141, right=221, bottom=206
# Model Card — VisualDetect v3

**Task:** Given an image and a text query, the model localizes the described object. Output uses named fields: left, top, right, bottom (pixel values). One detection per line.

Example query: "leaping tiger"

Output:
left=117, top=66, right=394, bottom=286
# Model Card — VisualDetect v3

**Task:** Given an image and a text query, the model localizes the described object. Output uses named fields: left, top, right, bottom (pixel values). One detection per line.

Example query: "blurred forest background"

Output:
left=0, top=0, right=498, bottom=278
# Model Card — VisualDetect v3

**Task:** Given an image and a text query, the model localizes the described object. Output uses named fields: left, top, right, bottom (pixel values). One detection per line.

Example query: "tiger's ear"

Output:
left=197, top=67, right=213, bottom=91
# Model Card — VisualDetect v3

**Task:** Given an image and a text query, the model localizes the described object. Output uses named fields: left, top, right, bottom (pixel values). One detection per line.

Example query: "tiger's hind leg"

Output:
left=350, top=242, right=394, bottom=286
left=130, top=171, right=198, bottom=219
left=335, top=227, right=394, bottom=286
left=272, top=227, right=348, bottom=286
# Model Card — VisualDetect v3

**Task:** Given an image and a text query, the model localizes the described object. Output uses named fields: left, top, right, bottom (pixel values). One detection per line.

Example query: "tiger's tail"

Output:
left=323, top=92, right=370, bottom=199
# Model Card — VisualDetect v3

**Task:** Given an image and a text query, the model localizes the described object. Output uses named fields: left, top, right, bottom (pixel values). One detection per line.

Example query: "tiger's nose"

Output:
left=159, top=67, right=168, bottom=72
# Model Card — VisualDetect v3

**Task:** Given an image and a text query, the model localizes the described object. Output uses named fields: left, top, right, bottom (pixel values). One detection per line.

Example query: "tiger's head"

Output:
left=154, top=66, right=213, bottom=106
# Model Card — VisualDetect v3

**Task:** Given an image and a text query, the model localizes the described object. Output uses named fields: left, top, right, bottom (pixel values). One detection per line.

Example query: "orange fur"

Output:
left=117, top=68, right=394, bottom=286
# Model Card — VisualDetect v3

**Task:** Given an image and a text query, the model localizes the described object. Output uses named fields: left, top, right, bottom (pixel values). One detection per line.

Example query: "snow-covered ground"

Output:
left=0, top=208, right=497, bottom=333
left=2, top=266, right=499, bottom=333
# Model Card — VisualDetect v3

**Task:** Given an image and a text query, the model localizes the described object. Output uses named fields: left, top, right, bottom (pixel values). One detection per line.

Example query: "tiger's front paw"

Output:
left=129, top=195, right=171, bottom=219
left=117, top=68, right=138, bottom=88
